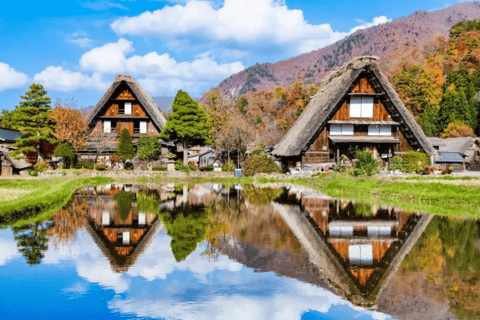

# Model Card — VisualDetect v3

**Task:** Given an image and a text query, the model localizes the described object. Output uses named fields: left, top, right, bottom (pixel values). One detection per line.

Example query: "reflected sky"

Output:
left=0, top=226, right=391, bottom=320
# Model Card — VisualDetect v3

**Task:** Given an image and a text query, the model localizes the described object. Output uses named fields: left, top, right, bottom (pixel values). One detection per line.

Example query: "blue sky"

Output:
left=0, top=0, right=469, bottom=110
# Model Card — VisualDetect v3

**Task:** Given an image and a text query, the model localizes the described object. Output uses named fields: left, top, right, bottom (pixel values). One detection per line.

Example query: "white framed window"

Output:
left=102, top=211, right=110, bottom=226
left=140, top=121, right=147, bottom=134
left=368, top=226, right=392, bottom=237
left=330, top=124, right=354, bottom=135
left=138, top=213, right=146, bottom=225
left=349, top=244, right=373, bottom=265
left=103, top=121, right=111, bottom=133
left=350, top=96, right=374, bottom=118
left=369, top=125, right=391, bottom=136
left=329, top=226, right=353, bottom=237
left=125, top=102, right=132, bottom=115
left=123, top=232, right=130, bottom=245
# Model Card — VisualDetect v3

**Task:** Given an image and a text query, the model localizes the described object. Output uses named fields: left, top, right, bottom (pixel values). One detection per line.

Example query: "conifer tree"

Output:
left=159, top=90, right=211, bottom=165
left=115, top=128, right=135, bottom=164
left=10, top=84, right=56, bottom=162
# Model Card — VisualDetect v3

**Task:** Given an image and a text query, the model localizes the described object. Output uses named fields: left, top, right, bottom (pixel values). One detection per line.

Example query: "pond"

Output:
left=1, top=183, right=479, bottom=320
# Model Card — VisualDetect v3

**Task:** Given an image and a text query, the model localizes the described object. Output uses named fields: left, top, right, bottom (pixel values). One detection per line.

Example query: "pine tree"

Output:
left=418, top=104, right=440, bottom=137
left=10, top=84, right=56, bottom=162
left=115, top=128, right=135, bottom=164
left=159, top=90, right=211, bottom=165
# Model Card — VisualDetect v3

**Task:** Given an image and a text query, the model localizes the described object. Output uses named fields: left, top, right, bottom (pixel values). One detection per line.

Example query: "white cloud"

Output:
left=79, top=38, right=134, bottom=74
left=67, top=37, right=94, bottom=48
left=0, top=62, right=29, bottom=91
left=0, top=231, right=20, bottom=265
left=33, top=66, right=109, bottom=92
left=82, top=0, right=130, bottom=10
left=111, top=0, right=391, bottom=54
left=350, top=15, right=391, bottom=34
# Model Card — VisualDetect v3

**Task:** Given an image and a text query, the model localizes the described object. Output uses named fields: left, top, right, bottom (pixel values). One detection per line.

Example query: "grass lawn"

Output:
left=1, top=173, right=479, bottom=226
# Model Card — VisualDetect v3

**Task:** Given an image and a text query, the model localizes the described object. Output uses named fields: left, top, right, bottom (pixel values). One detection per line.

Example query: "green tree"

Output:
left=53, top=142, right=76, bottom=169
left=159, top=208, right=210, bottom=262
left=13, top=221, right=51, bottom=265
left=159, top=90, right=211, bottom=165
left=115, top=128, right=135, bottom=164
left=9, top=84, right=56, bottom=162
left=0, top=109, right=15, bottom=129
left=353, top=149, right=379, bottom=176
left=114, top=191, right=135, bottom=221
left=417, top=104, right=440, bottom=136
left=137, top=136, right=161, bottom=170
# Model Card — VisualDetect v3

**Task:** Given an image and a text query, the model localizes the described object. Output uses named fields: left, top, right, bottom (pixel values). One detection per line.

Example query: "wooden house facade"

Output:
left=79, top=74, right=167, bottom=160
left=0, top=127, right=33, bottom=175
left=273, top=56, right=434, bottom=168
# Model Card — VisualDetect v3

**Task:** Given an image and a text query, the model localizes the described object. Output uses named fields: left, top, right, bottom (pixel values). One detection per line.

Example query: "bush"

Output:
left=353, top=149, right=379, bottom=176
left=199, top=164, right=214, bottom=171
left=243, top=154, right=281, bottom=176
left=75, top=161, right=94, bottom=170
left=34, top=161, right=50, bottom=172
left=222, top=160, right=235, bottom=172
left=152, top=167, right=168, bottom=171
left=175, top=159, right=190, bottom=172
left=401, top=151, right=430, bottom=173
left=124, top=162, right=134, bottom=170
left=188, top=161, right=199, bottom=171
left=391, top=156, right=405, bottom=171
left=96, top=163, right=107, bottom=171
left=27, top=168, right=39, bottom=176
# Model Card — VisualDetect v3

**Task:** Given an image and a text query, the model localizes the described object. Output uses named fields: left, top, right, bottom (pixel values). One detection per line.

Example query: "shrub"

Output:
left=199, top=164, right=214, bottom=171
left=353, top=149, right=379, bottom=176
left=422, top=165, right=434, bottom=175
left=243, top=154, right=281, bottom=176
left=188, top=161, right=199, bottom=171
left=152, top=167, right=168, bottom=171
left=175, top=159, right=190, bottom=172
left=75, top=161, right=94, bottom=170
left=96, top=163, right=107, bottom=171
left=27, top=168, right=39, bottom=176
left=391, top=156, right=405, bottom=171
left=441, top=166, right=448, bottom=174
left=34, top=161, right=50, bottom=172
left=110, top=155, right=121, bottom=166
left=53, top=142, right=75, bottom=168
left=222, top=160, right=235, bottom=172
left=124, top=162, right=134, bottom=170
left=401, top=151, right=430, bottom=173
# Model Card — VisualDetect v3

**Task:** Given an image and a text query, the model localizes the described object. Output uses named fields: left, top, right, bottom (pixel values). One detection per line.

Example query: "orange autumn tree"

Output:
left=49, top=99, right=88, bottom=151
left=440, top=121, right=475, bottom=138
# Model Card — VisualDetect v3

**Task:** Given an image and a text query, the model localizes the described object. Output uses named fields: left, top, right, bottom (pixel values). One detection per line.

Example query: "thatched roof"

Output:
left=273, top=56, right=435, bottom=157
left=437, top=137, right=477, bottom=155
left=87, top=74, right=167, bottom=132
left=0, top=148, right=33, bottom=170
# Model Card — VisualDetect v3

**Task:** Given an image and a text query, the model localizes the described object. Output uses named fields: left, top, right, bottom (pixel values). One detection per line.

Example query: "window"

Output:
left=125, top=102, right=132, bottom=115
left=123, top=232, right=130, bottom=245
left=102, top=211, right=110, bottom=226
left=329, top=226, right=353, bottom=237
left=104, top=121, right=111, bottom=133
left=140, top=121, right=147, bottom=134
left=367, top=226, right=392, bottom=237
left=368, top=125, right=391, bottom=136
left=350, top=96, right=374, bottom=118
left=138, top=213, right=146, bottom=225
left=330, top=124, right=354, bottom=135
left=349, top=244, right=373, bottom=265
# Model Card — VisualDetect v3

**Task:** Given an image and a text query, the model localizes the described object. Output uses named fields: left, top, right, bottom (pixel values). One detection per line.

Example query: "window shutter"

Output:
left=342, top=125, right=354, bottom=135
left=350, top=97, right=362, bottom=117
left=330, top=124, right=342, bottom=135
left=102, top=211, right=110, bottom=226
left=125, top=102, right=132, bottom=115
left=104, top=121, right=111, bottom=133
left=380, top=125, right=391, bottom=136
left=361, top=97, right=374, bottom=117
left=122, top=232, right=130, bottom=245
left=368, top=125, right=380, bottom=135
left=140, top=121, right=147, bottom=134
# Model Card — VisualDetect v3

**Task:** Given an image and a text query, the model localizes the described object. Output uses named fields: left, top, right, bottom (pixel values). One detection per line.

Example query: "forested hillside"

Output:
left=200, top=19, right=480, bottom=149
left=215, top=2, right=480, bottom=98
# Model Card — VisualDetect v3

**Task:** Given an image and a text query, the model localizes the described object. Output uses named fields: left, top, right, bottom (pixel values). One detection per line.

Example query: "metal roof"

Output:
left=434, top=152, right=465, bottom=163
left=0, top=127, right=22, bottom=143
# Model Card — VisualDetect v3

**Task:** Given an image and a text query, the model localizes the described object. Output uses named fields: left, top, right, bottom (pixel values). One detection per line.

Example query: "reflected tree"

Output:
left=137, top=190, right=161, bottom=215
left=114, top=191, right=135, bottom=221
left=13, top=221, right=52, bottom=265
left=159, top=208, right=210, bottom=262
left=47, top=198, right=88, bottom=246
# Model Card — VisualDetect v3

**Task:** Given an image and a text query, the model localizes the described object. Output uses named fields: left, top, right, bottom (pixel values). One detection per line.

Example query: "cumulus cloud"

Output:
left=81, top=0, right=130, bottom=10
left=0, top=62, right=30, bottom=91
left=79, top=38, right=134, bottom=74
left=33, top=66, right=109, bottom=92
left=111, top=0, right=390, bottom=54
left=0, top=231, right=20, bottom=265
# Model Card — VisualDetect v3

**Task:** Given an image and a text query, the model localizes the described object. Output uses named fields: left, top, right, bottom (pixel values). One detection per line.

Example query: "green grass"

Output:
left=0, top=176, right=113, bottom=226
left=291, top=174, right=480, bottom=217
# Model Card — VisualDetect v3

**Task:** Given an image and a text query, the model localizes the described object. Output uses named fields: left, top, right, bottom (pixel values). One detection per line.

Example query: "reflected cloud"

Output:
left=0, top=230, right=20, bottom=265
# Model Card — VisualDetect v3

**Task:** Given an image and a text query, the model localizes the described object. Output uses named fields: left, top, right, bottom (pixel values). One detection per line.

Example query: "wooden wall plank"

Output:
left=116, top=90, right=135, bottom=100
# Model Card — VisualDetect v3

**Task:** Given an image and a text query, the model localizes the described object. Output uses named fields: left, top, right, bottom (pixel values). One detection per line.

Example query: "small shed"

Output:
left=0, top=149, right=33, bottom=176
left=434, top=152, right=465, bottom=171
left=428, top=137, right=480, bottom=170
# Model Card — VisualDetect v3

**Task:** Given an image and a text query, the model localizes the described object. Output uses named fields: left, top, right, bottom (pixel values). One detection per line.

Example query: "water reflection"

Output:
left=1, top=183, right=479, bottom=320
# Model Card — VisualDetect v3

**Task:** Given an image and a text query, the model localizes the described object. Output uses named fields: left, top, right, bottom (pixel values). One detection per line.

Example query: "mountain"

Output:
left=152, top=96, right=174, bottom=112
left=215, top=2, right=480, bottom=98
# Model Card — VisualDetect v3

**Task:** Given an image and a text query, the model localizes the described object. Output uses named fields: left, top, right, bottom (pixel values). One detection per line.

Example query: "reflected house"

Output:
left=273, top=188, right=433, bottom=307
left=77, top=185, right=162, bottom=272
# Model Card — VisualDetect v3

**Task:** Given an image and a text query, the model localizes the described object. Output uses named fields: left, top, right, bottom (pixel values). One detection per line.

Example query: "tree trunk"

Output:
left=183, top=142, right=188, bottom=166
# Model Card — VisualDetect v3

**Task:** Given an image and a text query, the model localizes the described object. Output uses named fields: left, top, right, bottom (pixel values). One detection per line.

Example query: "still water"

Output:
left=0, top=183, right=479, bottom=320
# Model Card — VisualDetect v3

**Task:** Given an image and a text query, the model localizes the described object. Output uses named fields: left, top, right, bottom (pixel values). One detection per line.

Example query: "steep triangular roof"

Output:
left=273, top=56, right=435, bottom=157
left=87, top=74, right=167, bottom=132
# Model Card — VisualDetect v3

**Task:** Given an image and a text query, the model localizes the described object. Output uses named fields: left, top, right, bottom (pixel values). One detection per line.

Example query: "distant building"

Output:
left=429, top=137, right=480, bottom=171
left=0, top=127, right=32, bottom=175
left=273, top=56, right=434, bottom=169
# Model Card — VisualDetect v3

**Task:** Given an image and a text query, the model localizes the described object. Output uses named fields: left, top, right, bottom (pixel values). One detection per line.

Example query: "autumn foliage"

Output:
left=49, top=100, right=88, bottom=150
